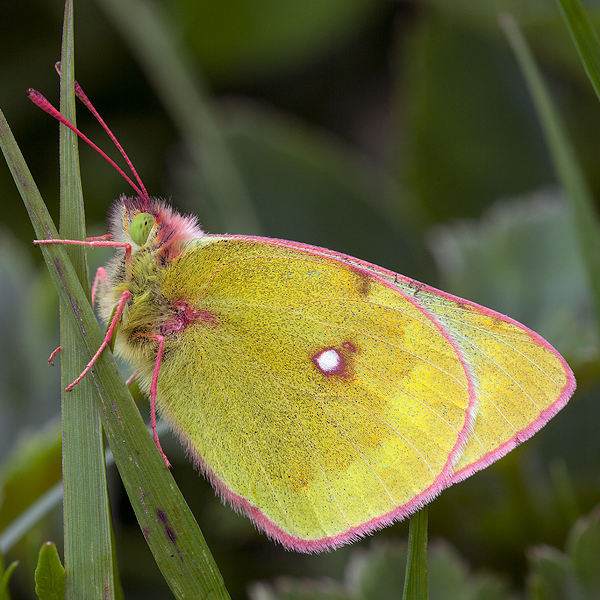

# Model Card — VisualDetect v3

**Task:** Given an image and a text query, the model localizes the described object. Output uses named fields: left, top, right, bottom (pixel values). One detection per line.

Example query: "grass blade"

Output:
left=0, top=483, right=64, bottom=555
left=501, top=13, right=600, bottom=347
left=57, top=2, right=116, bottom=598
left=0, top=558, right=18, bottom=600
left=556, top=0, right=600, bottom=103
left=402, top=507, right=428, bottom=600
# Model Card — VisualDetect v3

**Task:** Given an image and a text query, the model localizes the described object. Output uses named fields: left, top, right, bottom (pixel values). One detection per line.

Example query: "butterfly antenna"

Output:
left=54, top=62, right=150, bottom=202
left=26, top=88, right=149, bottom=202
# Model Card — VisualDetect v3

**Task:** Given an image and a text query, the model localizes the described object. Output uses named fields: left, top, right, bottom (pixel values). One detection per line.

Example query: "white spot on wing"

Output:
left=315, top=349, right=341, bottom=373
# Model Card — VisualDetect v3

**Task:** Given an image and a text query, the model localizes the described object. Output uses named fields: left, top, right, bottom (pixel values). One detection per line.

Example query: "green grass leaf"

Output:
left=0, top=557, right=18, bottom=600
left=556, top=0, right=600, bottom=103
left=56, top=2, right=118, bottom=598
left=402, top=507, right=428, bottom=600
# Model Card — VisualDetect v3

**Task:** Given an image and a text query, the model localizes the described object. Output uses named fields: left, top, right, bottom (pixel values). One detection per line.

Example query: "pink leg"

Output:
left=86, top=234, right=112, bottom=241
left=125, top=370, right=138, bottom=388
left=91, top=267, right=108, bottom=308
left=48, top=346, right=62, bottom=366
left=65, top=290, right=130, bottom=392
left=144, top=334, right=170, bottom=468
left=46, top=266, right=111, bottom=369
left=34, top=238, right=132, bottom=265
left=45, top=266, right=109, bottom=367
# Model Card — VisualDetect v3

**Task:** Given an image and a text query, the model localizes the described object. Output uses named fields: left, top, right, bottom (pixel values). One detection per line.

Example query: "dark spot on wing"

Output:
left=351, top=266, right=372, bottom=297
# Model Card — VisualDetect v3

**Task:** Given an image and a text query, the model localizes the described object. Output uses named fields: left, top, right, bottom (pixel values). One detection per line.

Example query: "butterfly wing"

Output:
left=138, top=236, right=475, bottom=551
left=400, top=283, right=576, bottom=482
left=277, top=241, right=575, bottom=485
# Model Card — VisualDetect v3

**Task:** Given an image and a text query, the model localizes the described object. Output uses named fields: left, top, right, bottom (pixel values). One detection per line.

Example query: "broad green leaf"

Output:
left=249, top=539, right=514, bottom=600
left=34, top=541, right=65, bottom=600
left=429, top=192, right=593, bottom=364
left=353, top=543, right=407, bottom=600
left=526, top=545, right=571, bottom=600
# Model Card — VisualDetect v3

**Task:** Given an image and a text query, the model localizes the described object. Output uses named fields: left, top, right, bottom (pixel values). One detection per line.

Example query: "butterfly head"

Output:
left=109, top=195, right=205, bottom=258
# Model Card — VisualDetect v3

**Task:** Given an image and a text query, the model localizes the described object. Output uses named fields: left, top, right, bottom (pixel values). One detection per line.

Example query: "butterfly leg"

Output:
left=48, top=346, right=62, bottom=366
left=34, top=238, right=132, bottom=265
left=65, top=290, right=130, bottom=391
left=91, top=267, right=108, bottom=308
left=125, top=370, right=138, bottom=388
left=143, top=334, right=170, bottom=468
left=45, top=266, right=109, bottom=368
left=36, top=239, right=131, bottom=372
left=85, top=233, right=112, bottom=241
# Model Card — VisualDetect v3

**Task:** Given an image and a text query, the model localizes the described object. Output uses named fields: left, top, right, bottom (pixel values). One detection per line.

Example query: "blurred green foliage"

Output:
left=1, top=0, right=600, bottom=598
left=248, top=538, right=517, bottom=600
left=247, top=505, right=600, bottom=600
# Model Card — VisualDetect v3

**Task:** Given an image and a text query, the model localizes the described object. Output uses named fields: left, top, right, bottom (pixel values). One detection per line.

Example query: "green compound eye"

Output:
left=130, top=212, right=155, bottom=246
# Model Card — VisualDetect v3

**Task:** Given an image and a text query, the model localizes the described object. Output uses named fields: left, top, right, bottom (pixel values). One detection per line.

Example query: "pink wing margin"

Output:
left=442, top=296, right=577, bottom=485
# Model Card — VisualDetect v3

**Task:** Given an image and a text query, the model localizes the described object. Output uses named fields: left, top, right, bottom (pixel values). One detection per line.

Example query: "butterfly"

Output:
left=29, top=83, right=576, bottom=553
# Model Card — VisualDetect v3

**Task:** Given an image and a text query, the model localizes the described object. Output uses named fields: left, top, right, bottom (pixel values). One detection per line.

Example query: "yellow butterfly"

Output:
left=31, top=85, right=575, bottom=552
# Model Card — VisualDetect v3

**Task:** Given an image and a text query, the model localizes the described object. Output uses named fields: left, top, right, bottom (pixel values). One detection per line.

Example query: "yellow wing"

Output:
left=397, top=284, right=574, bottom=482
left=131, top=237, right=474, bottom=551
left=289, top=243, right=575, bottom=486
